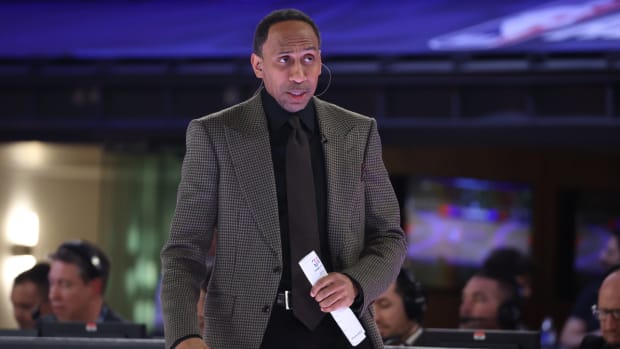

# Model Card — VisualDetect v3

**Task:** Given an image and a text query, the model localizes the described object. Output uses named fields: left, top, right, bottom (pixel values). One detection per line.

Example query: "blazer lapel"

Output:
left=315, top=98, right=360, bottom=260
left=224, top=95, right=282, bottom=261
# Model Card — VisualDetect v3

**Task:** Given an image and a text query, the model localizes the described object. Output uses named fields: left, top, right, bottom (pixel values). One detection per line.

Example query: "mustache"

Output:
left=286, top=85, right=312, bottom=92
left=286, top=87, right=313, bottom=93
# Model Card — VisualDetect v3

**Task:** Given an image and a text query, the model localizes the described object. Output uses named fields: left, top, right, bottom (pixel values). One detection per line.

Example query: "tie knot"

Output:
left=288, top=115, right=303, bottom=131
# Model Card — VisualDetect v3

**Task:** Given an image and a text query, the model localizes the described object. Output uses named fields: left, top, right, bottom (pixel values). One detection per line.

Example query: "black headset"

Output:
left=397, top=268, right=427, bottom=323
left=494, top=275, right=523, bottom=330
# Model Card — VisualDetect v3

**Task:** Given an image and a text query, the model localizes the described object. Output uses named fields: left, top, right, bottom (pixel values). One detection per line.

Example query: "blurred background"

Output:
left=1, top=0, right=620, bottom=333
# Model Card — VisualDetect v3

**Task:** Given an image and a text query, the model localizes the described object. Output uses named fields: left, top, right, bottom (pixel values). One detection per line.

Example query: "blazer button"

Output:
left=273, top=266, right=281, bottom=273
left=262, top=305, right=270, bottom=313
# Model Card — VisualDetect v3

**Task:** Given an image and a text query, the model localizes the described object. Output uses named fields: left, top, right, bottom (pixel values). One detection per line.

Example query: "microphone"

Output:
left=315, top=63, right=332, bottom=97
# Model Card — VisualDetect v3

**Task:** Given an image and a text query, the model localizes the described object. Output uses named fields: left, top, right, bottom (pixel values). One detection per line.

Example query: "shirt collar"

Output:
left=97, top=303, right=111, bottom=322
left=261, top=88, right=316, bottom=133
left=405, top=327, right=423, bottom=345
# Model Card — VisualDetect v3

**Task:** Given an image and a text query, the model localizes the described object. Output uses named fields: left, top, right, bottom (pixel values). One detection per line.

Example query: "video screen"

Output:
left=1, top=0, right=619, bottom=58
left=403, top=176, right=533, bottom=288
left=573, top=191, right=620, bottom=278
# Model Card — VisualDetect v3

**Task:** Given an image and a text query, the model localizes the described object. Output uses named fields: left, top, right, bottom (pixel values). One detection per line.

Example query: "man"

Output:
left=11, top=263, right=52, bottom=329
left=160, top=8, right=406, bottom=349
left=459, top=270, right=522, bottom=330
left=579, top=265, right=620, bottom=349
left=43, top=240, right=124, bottom=323
left=374, top=268, right=426, bottom=346
left=562, top=230, right=620, bottom=349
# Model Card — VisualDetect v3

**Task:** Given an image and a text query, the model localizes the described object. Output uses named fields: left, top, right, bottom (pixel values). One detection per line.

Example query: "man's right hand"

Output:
left=176, top=337, right=209, bottom=349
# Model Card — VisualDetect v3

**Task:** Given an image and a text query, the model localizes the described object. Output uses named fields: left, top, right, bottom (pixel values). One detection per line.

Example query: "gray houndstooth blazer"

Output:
left=160, top=93, right=407, bottom=349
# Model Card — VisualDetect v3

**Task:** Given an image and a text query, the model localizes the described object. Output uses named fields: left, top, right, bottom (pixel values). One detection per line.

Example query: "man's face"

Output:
left=49, top=260, right=97, bottom=322
left=598, top=272, right=620, bottom=345
left=459, top=275, right=503, bottom=329
left=251, top=20, right=321, bottom=113
left=373, top=283, right=416, bottom=340
left=599, top=236, right=620, bottom=269
left=10, top=281, right=42, bottom=329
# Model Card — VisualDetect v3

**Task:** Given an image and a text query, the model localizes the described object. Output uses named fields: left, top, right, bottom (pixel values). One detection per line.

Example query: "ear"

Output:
left=88, top=277, right=104, bottom=296
left=251, top=53, right=263, bottom=78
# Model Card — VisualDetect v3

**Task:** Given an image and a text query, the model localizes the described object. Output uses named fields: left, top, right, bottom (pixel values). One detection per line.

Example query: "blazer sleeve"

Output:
left=160, top=118, right=218, bottom=349
left=342, top=118, right=407, bottom=313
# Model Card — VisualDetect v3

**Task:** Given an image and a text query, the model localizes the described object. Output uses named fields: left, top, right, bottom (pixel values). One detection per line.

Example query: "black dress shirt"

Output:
left=260, top=89, right=331, bottom=292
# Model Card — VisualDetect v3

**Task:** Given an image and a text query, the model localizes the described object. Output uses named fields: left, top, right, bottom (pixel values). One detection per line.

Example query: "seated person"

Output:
left=41, top=240, right=124, bottom=323
left=11, top=263, right=52, bottom=329
left=562, top=230, right=620, bottom=349
left=459, top=269, right=523, bottom=330
left=374, top=267, right=427, bottom=346
left=579, top=265, right=620, bottom=349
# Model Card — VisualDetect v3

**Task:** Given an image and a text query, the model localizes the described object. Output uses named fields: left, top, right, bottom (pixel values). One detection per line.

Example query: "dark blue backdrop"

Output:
left=1, top=0, right=619, bottom=58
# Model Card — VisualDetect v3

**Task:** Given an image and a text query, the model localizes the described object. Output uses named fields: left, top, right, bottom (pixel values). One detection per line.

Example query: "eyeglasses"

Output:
left=591, top=305, right=620, bottom=321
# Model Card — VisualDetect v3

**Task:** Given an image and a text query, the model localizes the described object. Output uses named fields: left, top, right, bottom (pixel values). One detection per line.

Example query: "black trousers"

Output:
left=260, top=303, right=373, bottom=349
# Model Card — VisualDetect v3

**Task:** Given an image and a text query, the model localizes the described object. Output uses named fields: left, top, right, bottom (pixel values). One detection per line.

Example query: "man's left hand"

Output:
left=310, top=272, right=358, bottom=312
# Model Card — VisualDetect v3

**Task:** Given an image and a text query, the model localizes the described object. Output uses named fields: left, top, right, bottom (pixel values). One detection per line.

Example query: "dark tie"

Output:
left=286, top=115, right=325, bottom=330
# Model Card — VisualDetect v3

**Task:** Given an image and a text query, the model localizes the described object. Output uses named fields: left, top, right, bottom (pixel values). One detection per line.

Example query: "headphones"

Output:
left=397, top=268, right=427, bottom=323
left=495, top=275, right=523, bottom=330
